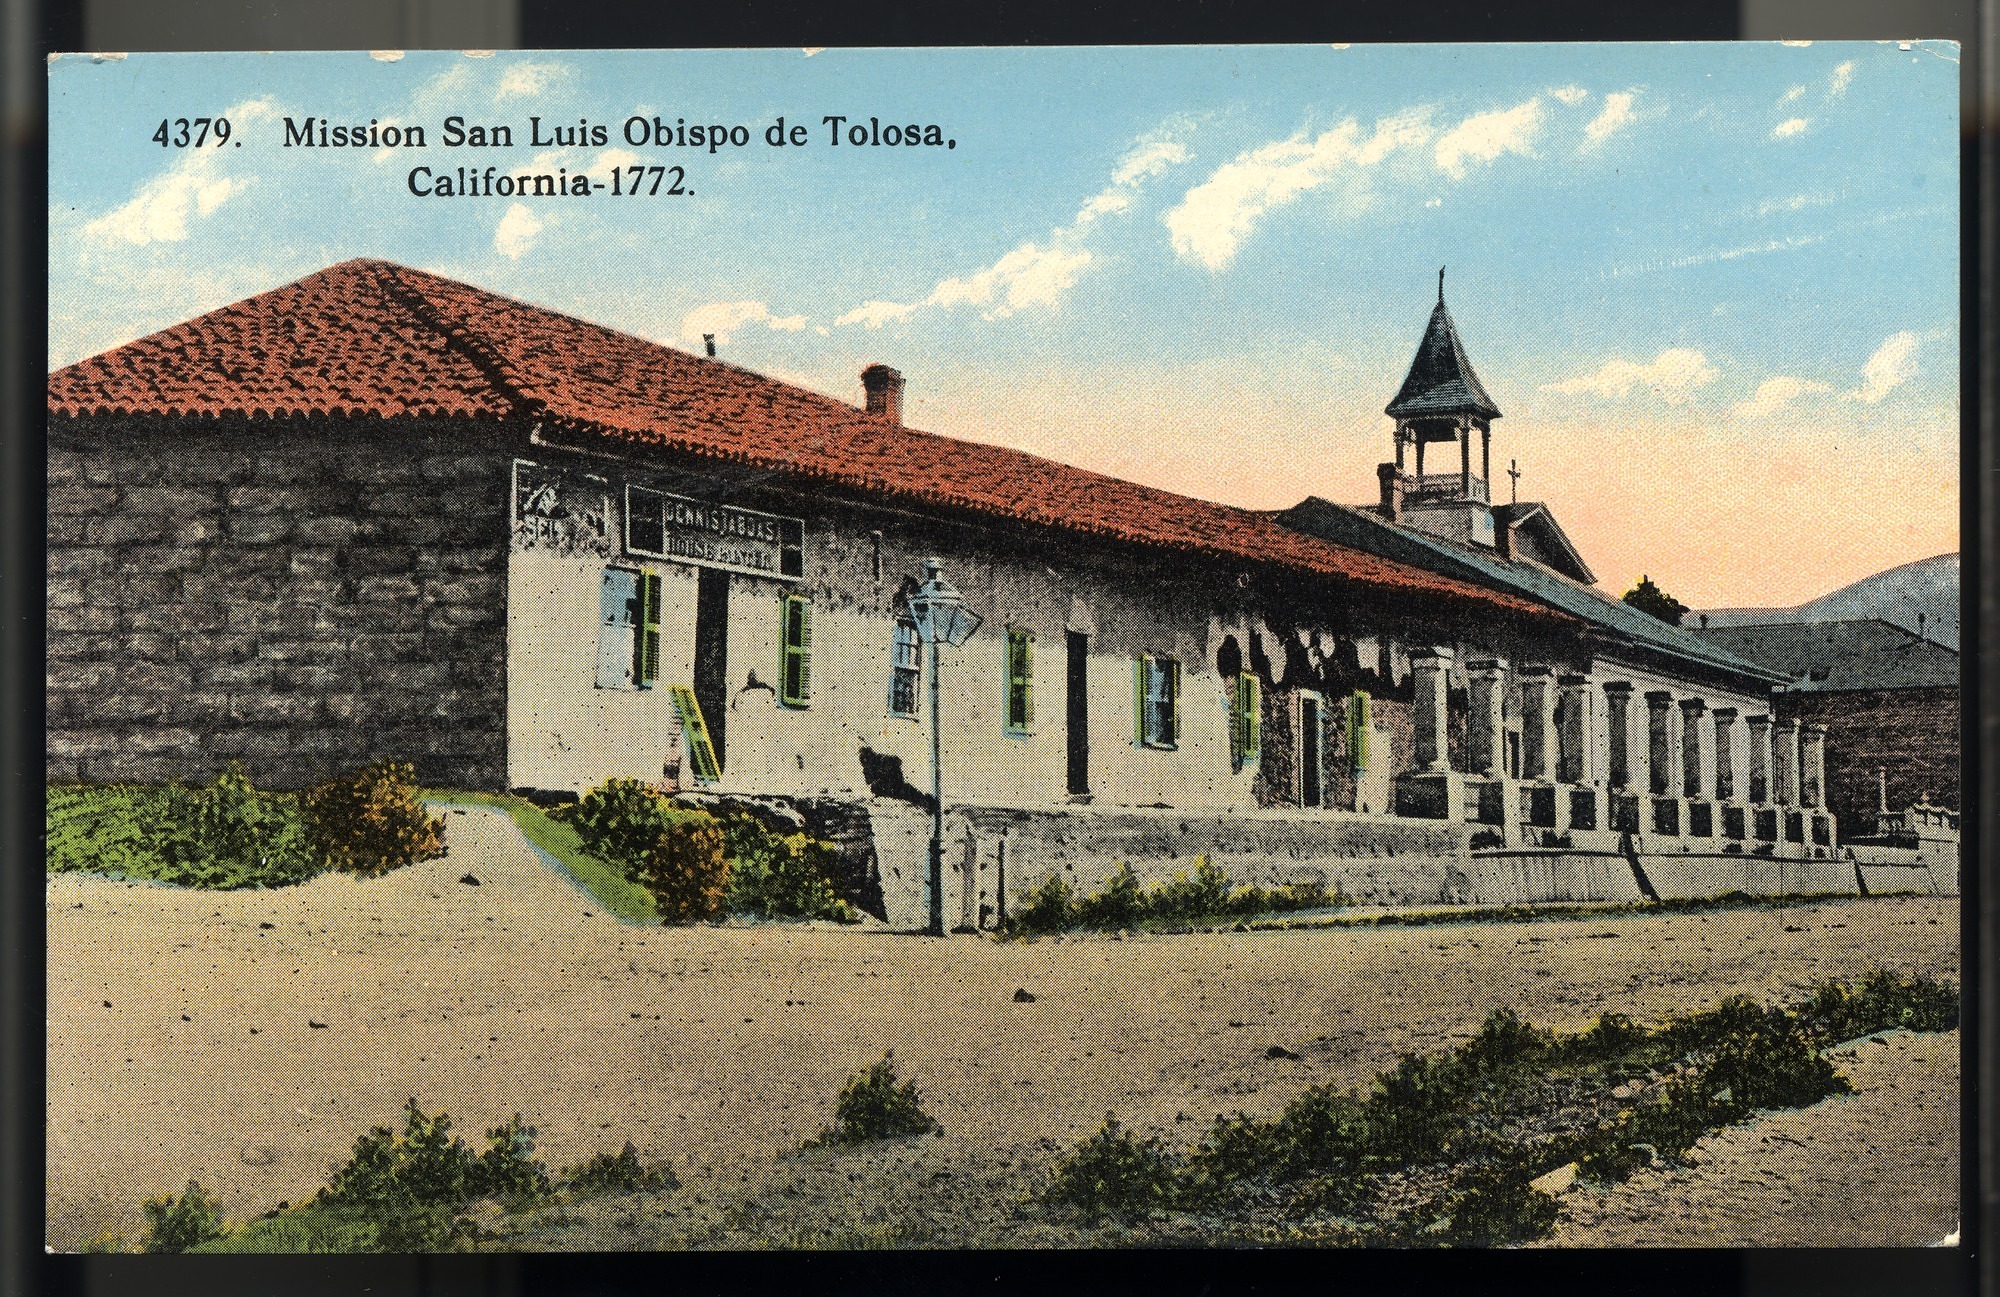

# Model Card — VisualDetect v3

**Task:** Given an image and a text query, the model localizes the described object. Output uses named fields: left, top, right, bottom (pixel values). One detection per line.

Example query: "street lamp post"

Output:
left=905, top=557, right=983, bottom=937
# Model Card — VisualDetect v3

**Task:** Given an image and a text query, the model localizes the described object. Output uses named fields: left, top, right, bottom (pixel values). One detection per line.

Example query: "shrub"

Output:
left=1009, top=874, right=1076, bottom=933
left=1573, top=1011, right=1652, bottom=1062
left=1696, top=1016, right=1850, bottom=1116
left=564, top=1142, right=676, bottom=1196
left=1076, top=863, right=1143, bottom=929
left=141, top=1180, right=227, bottom=1253
left=1270, top=1085, right=1375, bottom=1177
left=49, top=772, right=321, bottom=890
left=1149, top=856, right=1232, bottom=921
left=1043, top=1117, right=1184, bottom=1222
left=319, top=1098, right=551, bottom=1212
left=728, top=831, right=845, bottom=921
left=563, top=778, right=687, bottom=863
left=1801, top=971, right=1959, bottom=1043
left=809, top=1051, right=942, bottom=1146
left=302, top=761, right=445, bottom=877
left=1426, top=1165, right=1561, bottom=1247
left=1366, top=1053, right=1467, bottom=1162
left=1456, top=1008, right=1554, bottom=1075
left=630, top=817, right=731, bottom=922
left=474, top=1114, right=553, bottom=1202
left=158, top=766, right=320, bottom=887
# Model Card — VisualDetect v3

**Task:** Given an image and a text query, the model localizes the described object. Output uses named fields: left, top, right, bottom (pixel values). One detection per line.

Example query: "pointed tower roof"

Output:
left=1384, top=271, right=1502, bottom=422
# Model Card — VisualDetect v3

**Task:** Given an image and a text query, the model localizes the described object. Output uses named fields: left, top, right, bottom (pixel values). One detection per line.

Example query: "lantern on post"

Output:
left=905, top=557, right=983, bottom=937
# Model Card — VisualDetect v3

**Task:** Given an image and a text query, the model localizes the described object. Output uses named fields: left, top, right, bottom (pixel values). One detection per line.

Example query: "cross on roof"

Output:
left=1507, top=458, right=1521, bottom=504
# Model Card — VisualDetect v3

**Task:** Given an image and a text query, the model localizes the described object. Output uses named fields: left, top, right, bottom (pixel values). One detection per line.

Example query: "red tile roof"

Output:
left=48, top=259, right=1560, bottom=621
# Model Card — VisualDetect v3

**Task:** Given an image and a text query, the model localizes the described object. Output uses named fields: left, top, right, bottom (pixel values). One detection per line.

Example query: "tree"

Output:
left=1621, top=575, right=1689, bottom=626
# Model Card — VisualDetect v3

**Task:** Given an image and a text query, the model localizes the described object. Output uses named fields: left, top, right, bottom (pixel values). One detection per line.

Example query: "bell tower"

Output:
left=1377, top=269, right=1503, bottom=548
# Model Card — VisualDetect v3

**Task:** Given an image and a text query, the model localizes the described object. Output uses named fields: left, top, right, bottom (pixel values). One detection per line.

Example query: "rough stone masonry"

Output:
left=46, top=416, right=514, bottom=789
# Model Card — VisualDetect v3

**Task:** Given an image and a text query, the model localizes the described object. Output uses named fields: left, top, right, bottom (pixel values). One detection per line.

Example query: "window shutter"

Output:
left=781, top=595, right=813, bottom=707
left=1133, top=655, right=1149, bottom=746
left=1019, top=631, right=1034, bottom=730
left=637, top=571, right=662, bottom=687
left=1349, top=689, right=1371, bottom=771
left=1234, top=672, right=1261, bottom=769
left=1165, top=657, right=1181, bottom=746
left=669, top=684, right=721, bottom=784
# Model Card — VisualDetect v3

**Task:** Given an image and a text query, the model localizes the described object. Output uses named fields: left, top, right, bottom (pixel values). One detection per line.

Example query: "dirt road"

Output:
left=46, top=807, right=1959, bottom=1249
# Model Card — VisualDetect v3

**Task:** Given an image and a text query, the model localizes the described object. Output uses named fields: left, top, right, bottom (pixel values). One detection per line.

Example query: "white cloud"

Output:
left=1541, top=348, right=1719, bottom=405
left=681, top=300, right=809, bottom=346
left=1756, top=190, right=1834, bottom=218
left=511, top=146, right=642, bottom=181
left=1772, top=117, right=1810, bottom=139
left=1829, top=60, right=1856, bottom=97
left=494, top=203, right=544, bottom=259
left=1424, top=197, right=1442, bottom=208
left=81, top=97, right=276, bottom=245
left=839, top=119, right=1191, bottom=324
left=933, top=242, right=1095, bottom=318
left=1847, top=332, right=1920, bottom=403
left=495, top=60, right=567, bottom=101
left=1584, top=91, right=1636, bottom=143
left=1434, top=97, right=1544, bottom=179
left=1551, top=85, right=1589, bottom=106
left=1733, top=375, right=1831, bottom=419
left=1166, top=113, right=1432, bottom=270
left=835, top=300, right=919, bottom=329
left=1779, top=84, right=1806, bottom=105
left=1111, top=135, right=1190, bottom=188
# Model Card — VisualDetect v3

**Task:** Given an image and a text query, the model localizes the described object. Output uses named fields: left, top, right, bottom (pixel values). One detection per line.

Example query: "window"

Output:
left=595, top=568, right=660, bottom=690
left=1004, top=629, right=1034, bottom=735
left=1230, top=671, right=1261, bottom=770
left=779, top=594, right=813, bottom=707
left=1346, top=689, right=1371, bottom=771
left=1133, top=654, right=1180, bottom=749
left=889, top=617, right=921, bottom=717
left=668, top=685, right=722, bottom=784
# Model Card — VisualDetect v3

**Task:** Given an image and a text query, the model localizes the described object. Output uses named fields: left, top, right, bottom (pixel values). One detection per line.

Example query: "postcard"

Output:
left=46, top=44, right=1960, bottom=1253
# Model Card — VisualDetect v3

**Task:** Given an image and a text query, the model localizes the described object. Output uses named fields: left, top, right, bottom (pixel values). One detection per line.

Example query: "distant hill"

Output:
left=1699, top=553, right=1959, bottom=649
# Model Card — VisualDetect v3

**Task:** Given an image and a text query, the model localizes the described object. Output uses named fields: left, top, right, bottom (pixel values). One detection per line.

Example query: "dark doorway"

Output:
left=1066, top=631, right=1090, bottom=796
left=1300, top=693, right=1323, bottom=808
left=694, top=569, right=730, bottom=770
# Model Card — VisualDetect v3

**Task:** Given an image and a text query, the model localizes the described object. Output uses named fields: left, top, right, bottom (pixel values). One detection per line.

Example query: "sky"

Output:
left=47, top=44, right=1960, bottom=608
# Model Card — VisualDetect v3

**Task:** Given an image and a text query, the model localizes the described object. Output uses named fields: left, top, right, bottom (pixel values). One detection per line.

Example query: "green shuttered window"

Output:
left=1004, top=629, right=1033, bottom=734
left=1230, top=672, right=1261, bottom=770
left=1134, top=654, right=1179, bottom=749
left=780, top=594, right=813, bottom=707
left=637, top=571, right=662, bottom=688
left=1347, top=689, right=1372, bottom=771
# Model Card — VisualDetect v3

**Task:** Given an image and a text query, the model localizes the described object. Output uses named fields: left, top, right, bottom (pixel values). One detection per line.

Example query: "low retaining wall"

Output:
left=846, top=800, right=1955, bottom=929
left=867, top=803, right=1473, bottom=929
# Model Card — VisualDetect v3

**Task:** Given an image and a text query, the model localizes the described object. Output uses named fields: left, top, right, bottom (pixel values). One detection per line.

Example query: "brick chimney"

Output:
left=1376, top=462, right=1404, bottom=522
left=861, top=364, right=905, bottom=425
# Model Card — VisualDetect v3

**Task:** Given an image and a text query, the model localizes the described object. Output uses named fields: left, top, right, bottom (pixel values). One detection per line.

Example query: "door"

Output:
left=1300, top=693, right=1323, bottom=808
left=1065, top=631, right=1090, bottom=796
left=693, top=569, right=730, bottom=771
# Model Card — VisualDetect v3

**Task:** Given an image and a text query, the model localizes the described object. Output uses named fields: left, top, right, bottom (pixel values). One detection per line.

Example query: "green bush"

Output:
left=630, top=818, right=731, bottom=923
left=1076, top=863, right=1144, bottom=928
left=808, top=1052, right=942, bottom=1146
left=1366, top=1053, right=1467, bottom=1162
left=1456, top=1008, right=1555, bottom=1075
left=1800, top=970, right=1959, bottom=1043
left=1149, top=857, right=1232, bottom=921
left=1272, top=1085, right=1377, bottom=1177
left=1043, top=1117, right=1184, bottom=1222
left=561, top=778, right=692, bottom=864
left=318, top=1098, right=552, bottom=1214
left=48, top=771, right=319, bottom=890
left=1426, top=1165, right=1561, bottom=1247
left=301, top=761, right=445, bottom=877
left=1010, top=874, right=1076, bottom=933
left=1696, top=1016, right=1850, bottom=1116
left=141, top=1180, right=227, bottom=1253
left=563, top=1142, right=676, bottom=1196
left=728, top=831, right=845, bottom=921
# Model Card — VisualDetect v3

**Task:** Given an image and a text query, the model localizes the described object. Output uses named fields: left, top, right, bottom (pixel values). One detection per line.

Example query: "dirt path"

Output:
left=46, top=807, right=1959, bottom=1249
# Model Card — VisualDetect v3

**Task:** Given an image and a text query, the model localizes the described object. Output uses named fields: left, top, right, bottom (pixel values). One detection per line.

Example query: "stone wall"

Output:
left=1779, top=687, right=1959, bottom=835
left=47, top=417, right=514, bottom=789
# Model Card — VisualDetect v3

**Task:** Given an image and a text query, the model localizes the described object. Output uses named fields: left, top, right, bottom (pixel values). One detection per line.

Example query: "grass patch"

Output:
left=1004, top=857, right=1347, bottom=937
left=423, top=790, right=658, bottom=924
left=1036, top=970, right=1959, bottom=1246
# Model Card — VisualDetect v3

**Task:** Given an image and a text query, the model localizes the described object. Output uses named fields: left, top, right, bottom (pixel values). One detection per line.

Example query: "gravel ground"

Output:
left=46, top=807, right=1959, bottom=1250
